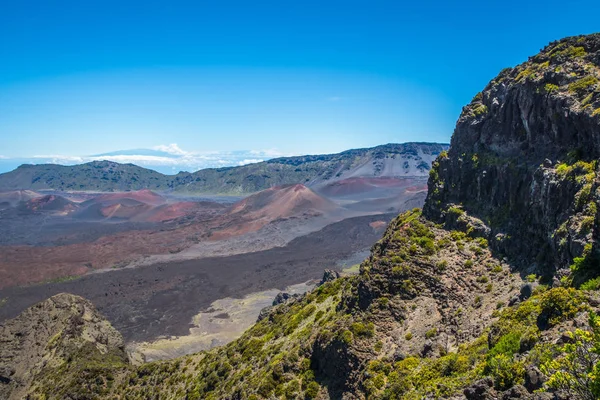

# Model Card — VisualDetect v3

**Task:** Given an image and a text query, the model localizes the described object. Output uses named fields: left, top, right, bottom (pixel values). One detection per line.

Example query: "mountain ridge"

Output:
left=0, top=142, right=448, bottom=194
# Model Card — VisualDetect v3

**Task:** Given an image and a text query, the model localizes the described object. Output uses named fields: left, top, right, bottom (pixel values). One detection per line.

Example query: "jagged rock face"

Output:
left=425, top=34, right=600, bottom=276
left=0, top=293, right=127, bottom=399
left=319, top=269, right=341, bottom=286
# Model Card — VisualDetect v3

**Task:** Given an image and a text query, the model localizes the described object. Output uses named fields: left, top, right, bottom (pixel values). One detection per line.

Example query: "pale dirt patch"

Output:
left=127, top=281, right=314, bottom=362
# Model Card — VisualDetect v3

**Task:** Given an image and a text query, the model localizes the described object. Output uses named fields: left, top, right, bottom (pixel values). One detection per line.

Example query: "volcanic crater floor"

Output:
left=0, top=213, right=394, bottom=346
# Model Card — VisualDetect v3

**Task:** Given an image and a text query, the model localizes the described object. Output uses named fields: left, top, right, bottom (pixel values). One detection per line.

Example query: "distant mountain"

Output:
left=0, top=142, right=448, bottom=194
left=0, top=161, right=169, bottom=192
left=92, top=148, right=179, bottom=158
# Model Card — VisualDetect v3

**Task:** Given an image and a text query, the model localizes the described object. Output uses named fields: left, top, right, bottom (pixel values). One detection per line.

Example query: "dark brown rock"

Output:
left=319, top=269, right=341, bottom=286
left=464, top=378, right=497, bottom=400
left=524, top=366, right=546, bottom=392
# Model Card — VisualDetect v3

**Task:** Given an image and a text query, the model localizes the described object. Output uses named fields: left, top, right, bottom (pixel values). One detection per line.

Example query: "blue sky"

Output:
left=1, top=0, right=598, bottom=173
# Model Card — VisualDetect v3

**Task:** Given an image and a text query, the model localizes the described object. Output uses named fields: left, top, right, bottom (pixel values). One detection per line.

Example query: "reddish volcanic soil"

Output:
left=228, top=184, right=338, bottom=218
left=90, top=189, right=166, bottom=206
left=57, top=190, right=222, bottom=224
left=142, top=202, right=202, bottom=222
left=0, top=190, right=42, bottom=208
left=369, top=220, right=387, bottom=230
left=208, top=184, right=340, bottom=240
left=0, top=185, right=344, bottom=289
left=22, top=195, right=78, bottom=213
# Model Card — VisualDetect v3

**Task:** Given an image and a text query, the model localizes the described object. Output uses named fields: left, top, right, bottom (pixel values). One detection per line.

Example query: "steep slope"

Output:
left=227, top=184, right=339, bottom=220
left=87, top=189, right=166, bottom=206
left=0, top=294, right=128, bottom=400
left=0, top=143, right=447, bottom=194
left=73, top=190, right=166, bottom=221
left=425, top=33, right=600, bottom=283
left=2, top=34, right=600, bottom=400
left=193, top=184, right=342, bottom=240
left=18, top=195, right=78, bottom=214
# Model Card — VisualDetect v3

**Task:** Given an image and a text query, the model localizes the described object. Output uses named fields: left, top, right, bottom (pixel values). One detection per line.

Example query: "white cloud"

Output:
left=248, top=149, right=296, bottom=158
left=91, top=155, right=182, bottom=165
left=152, top=143, right=189, bottom=156
left=16, top=145, right=299, bottom=174
left=33, top=155, right=86, bottom=164
left=238, top=159, right=264, bottom=166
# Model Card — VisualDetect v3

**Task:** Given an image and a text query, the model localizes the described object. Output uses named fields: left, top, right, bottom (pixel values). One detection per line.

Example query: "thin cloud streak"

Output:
left=17, top=144, right=299, bottom=174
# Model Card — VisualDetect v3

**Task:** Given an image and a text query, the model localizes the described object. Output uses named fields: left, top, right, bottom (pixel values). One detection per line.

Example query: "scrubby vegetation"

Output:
left=542, top=312, right=600, bottom=400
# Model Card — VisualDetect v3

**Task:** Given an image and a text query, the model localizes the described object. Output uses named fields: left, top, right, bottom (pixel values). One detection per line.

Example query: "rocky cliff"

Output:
left=1, top=34, right=600, bottom=400
left=425, top=34, right=600, bottom=283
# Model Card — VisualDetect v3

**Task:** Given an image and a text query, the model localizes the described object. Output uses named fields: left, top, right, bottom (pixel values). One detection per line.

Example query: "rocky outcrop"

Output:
left=425, top=34, right=600, bottom=280
left=0, top=293, right=127, bottom=400
left=319, top=269, right=341, bottom=286
left=257, top=291, right=302, bottom=322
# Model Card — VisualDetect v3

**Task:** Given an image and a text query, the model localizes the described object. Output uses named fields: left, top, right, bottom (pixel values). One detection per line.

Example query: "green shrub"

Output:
left=405, top=332, right=413, bottom=341
left=488, top=331, right=521, bottom=359
left=435, top=260, right=448, bottom=272
left=351, top=322, right=375, bottom=338
left=450, top=230, right=467, bottom=242
left=553, top=45, right=586, bottom=59
left=486, top=354, right=525, bottom=390
left=491, top=265, right=503, bottom=273
left=448, top=206, right=464, bottom=217
left=542, top=312, right=600, bottom=399
left=473, top=104, right=488, bottom=116
left=392, top=265, right=409, bottom=277
left=341, top=330, right=353, bottom=344
left=581, top=277, right=600, bottom=291
left=378, top=297, right=389, bottom=307
left=464, top=260, right=474, bottom=268
left=304, top=381, right=320, bottom=399
left=538, top=287, right=586, bottom=327
left=475, top=237, right=488, bottom=248
left=417, top=237, right=436, bottom=255
left=526, top=274, right=538, bottom=283
left=425, top=328, right=437, bottom=339
left=569, top=75, right=598, bottom=94
left=580, top=216, right=594, bottom=234
left=314, top=310, right=325, bottom=321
